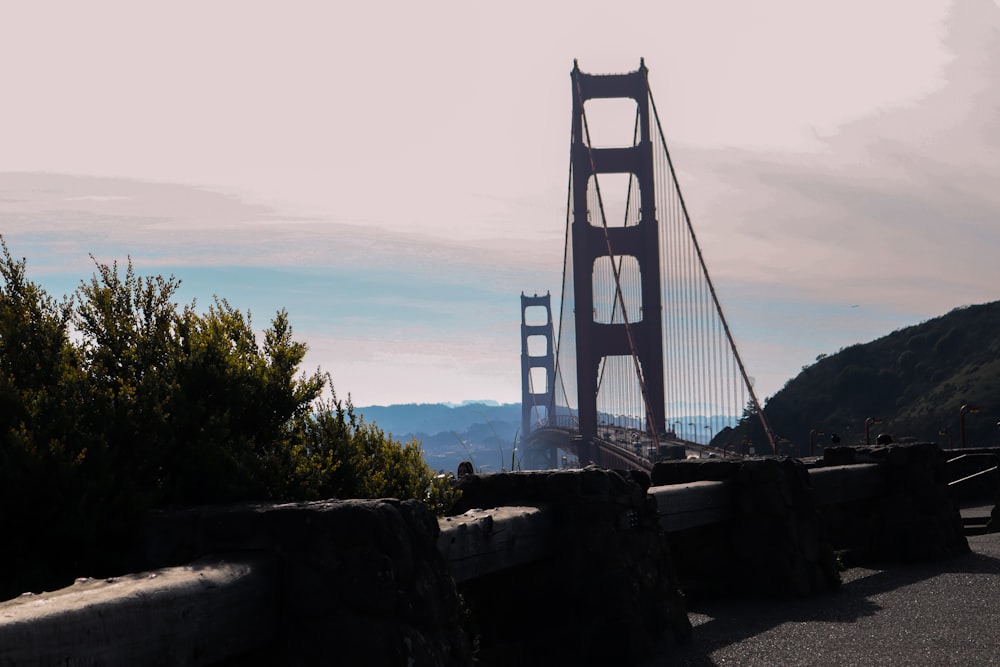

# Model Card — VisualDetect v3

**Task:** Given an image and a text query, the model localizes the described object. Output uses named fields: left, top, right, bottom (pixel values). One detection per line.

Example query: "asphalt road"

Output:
left=665, top=528, right=1000, bottom=666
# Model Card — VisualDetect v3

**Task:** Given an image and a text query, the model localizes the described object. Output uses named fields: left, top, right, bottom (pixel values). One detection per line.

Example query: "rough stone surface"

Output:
left=449, top=467, right=691, bottom=666
left=144, top=498, right=471, bottom=666
left=0, top=557, right=278, bottom=667
left=819, top=443, right=970, bottom=563
left=652, top=457, right=841, bottom=599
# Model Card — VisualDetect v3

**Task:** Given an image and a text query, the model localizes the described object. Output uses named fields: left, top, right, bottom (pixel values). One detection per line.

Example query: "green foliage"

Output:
left=0, top=239, right=455, bottom=599
left=737, top=301, right=1000, bottom=453
left=280, top=394, right=458, bottom=508
left=0, top=239, right=89, bottom=591
left=424, top=472, right=461, bottom=515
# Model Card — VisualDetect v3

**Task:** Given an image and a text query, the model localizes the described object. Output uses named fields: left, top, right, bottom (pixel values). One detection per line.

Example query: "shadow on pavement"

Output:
left=671, top=541, right=1000, bottom=666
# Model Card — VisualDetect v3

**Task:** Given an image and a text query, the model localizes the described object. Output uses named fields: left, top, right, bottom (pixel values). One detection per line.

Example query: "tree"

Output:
left=0, top=238, right=457, bottom=600
left=282, top=393, right=453, bottom=506
left=0, top=239, right=90, bottom=593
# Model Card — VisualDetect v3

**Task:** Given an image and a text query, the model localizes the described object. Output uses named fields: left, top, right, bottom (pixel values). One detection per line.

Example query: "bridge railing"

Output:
left=544, top=413, right=578, bottom=430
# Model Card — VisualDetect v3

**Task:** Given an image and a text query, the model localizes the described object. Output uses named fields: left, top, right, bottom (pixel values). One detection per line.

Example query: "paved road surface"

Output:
left=666, top=519, right=1000, bottom=665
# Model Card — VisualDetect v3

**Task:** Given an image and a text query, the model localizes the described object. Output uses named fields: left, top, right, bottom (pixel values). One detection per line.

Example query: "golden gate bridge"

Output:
left=520, top=59, right=776, bottom=471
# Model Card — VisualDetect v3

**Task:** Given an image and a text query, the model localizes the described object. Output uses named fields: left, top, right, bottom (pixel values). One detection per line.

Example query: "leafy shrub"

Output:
left=0, top=238, right=457, bottom=599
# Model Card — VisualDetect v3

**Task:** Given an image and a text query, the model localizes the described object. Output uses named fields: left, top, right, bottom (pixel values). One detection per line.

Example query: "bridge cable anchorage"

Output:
left=646, top=76, right=777, bottom=454
left=574, top=73, right=661, bottom=453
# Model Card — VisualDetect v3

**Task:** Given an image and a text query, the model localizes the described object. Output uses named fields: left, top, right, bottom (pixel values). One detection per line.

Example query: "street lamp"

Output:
left=960, top=404, right=980, bottom=449
left=864, top=417, right=882, bottom=446
left=809, top=429, right=825, bottom=457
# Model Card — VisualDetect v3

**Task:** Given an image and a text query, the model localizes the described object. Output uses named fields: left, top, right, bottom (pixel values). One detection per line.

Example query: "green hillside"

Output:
left=730, top=301, right=1000, bottom=455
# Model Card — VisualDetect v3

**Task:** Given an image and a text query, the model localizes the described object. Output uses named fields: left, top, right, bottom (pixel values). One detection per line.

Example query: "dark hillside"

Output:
left=733, top=301, right=1000, bottom=455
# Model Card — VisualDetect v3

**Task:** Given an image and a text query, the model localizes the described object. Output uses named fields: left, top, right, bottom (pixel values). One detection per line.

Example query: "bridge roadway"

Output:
left=659, top=505, right=1000, bottom=666
left=524, top=425, right=739, bottom=471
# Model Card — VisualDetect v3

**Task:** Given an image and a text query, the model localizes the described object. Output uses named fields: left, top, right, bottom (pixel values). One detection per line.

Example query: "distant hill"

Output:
left=729, top=301, right=1000, bottom=455
left=355, top=402, right=520, bottom=437
left=356, top=402, right=521, bottom=474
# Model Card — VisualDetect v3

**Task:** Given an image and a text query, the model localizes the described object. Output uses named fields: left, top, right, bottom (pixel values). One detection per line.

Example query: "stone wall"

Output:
left=820, top=443, right=969, bottom=562
left=144, top=499, right=471, bottom=666
left=120, top=444, right=968, bottom=664
left=651, top=457, right=841, bottom=599
left=449, top=467, right=691, bottom=665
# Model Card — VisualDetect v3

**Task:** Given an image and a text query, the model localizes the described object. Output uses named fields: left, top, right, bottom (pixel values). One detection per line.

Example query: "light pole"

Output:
left=809, top=429, right=825, bottom=456
left=864, top=417, right=882, bottom=446
left=960, top=404, right=980, bottom=449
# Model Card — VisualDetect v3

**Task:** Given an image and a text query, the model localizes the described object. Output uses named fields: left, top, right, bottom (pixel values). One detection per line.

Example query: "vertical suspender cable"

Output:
left=647, top=81, right=777, bottom=454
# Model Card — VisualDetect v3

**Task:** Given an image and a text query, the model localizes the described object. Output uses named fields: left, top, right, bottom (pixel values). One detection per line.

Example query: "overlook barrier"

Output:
left=0, top=443, right=978, bottom=666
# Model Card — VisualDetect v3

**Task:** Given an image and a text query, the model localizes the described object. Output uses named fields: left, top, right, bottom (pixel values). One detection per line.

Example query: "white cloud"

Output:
left=675, top=0, right=1000, bottom=318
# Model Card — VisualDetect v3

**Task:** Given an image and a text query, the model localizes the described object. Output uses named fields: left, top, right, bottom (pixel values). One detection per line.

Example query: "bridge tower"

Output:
left=570, top=59, right=665, bottom=455
left=520, top=292, right=555, bottom=437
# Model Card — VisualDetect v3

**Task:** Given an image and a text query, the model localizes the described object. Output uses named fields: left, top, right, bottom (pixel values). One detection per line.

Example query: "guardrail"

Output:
left=947, top=453, right=999, bottom=489
left=0, top=462, right=890, bottom=665
left=809, top=463, right=884, bottom=505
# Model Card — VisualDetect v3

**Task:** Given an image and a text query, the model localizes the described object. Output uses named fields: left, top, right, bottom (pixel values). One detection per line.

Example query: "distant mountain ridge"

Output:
left=355, top=402, right=520, bottom=438
left=355, top=402, right=521, bottom=474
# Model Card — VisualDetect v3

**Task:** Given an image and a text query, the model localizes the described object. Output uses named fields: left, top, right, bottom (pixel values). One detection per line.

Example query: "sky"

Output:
left=2, top=0, right=999, bottom=408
